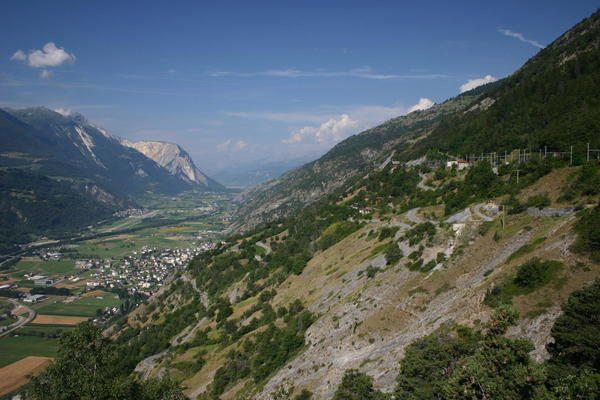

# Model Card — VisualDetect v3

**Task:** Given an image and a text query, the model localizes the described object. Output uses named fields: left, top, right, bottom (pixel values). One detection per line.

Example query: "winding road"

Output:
left=473, top=203, right=494, bottom=222
left=0, top=299, right=36, bottom=338
left=417, top=173, right=435, bottom=191
left=255, top=241, right=272, bottom=255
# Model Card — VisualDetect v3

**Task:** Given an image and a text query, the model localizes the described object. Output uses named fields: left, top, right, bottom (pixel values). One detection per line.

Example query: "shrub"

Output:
left=333, top=370, right=388, bottom=400
left=385, top=242, right=403, bottom=266
left=573, top=204, right=600, bottom=261
left=526, top=194, right=551, bottom=208
left=379, top=226, right=400, bottom=240
left=484, top=258, right=563, bottom=307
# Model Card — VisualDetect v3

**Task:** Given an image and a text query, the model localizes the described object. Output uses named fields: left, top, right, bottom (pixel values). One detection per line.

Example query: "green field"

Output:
left=72, top=240, right=136, bottom=258
left=0, top=316, right=17, bottom=327
left=36, top=296, right=121, bottom=317
left=72, top=229, right=194, bottom=258
left=18, top=324, right=75, bottom=335
left=13, top=260, right=75, bottom=276
left=0, top=336, right=59, bottom=367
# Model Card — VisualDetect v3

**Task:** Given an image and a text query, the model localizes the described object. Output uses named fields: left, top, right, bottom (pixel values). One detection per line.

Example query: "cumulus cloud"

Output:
left=407, top=98, right=435, bottom=113
left=499, top=29, right=544, bottom=49
left=10, top=49, right=26, bottom=61
left=10, top=42, right=75, bottom=68
left=217, top=139, right=248, bottom=152
left=459, top=75, right=498, bottom=93
left=40, top=69, right=52, bottom=79
left=283, top=114, right=359, bottom=145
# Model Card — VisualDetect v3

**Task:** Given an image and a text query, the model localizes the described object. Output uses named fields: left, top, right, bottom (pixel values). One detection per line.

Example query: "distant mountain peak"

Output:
left=125, top=140, right=220, bottom=188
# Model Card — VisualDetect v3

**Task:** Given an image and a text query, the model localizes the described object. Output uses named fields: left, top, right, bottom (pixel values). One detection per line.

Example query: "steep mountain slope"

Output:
left=97, top=11, right=600, bottom=400
left=3, top=107, right=193, bottom=195
left=124, top=140, right=223, bottom=190
left=118, top=162, right=600, bottom=399
left=233, top=10, right=600, bottom=232
left=0, top=107, right=224, bottom=252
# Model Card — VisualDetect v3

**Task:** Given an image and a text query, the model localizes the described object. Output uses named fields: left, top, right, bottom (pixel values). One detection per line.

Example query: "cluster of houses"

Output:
left=112, top=208, right=147, bottom=218
left=85, top=243, right=215, bottom=296
left=40, top=251, right=62, bottom=261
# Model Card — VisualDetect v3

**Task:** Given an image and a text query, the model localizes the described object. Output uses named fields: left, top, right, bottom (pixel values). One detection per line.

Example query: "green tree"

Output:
left=333, top=370, right=388, bottom=400
left=442, top=306, right=549, bottom=399
left=394, top=325, right=480, bottom=400
left=28, top=323, right=185, bottom=400
left=547, top=280, right=600, bottom=374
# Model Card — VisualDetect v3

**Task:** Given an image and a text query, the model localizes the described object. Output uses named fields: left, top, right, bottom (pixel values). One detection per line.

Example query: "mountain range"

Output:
left=232, top=9, right=600, bottom=232
left=0, top=107, right=223, bottom=252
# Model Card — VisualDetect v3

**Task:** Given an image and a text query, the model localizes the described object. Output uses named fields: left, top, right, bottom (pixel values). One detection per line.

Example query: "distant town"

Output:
left=1, top=242, right=217, bottom=306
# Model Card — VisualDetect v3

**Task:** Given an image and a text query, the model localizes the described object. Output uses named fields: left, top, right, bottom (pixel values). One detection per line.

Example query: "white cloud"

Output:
left=498, top=29, right=544, bottom=49
left=211, top=67, right=447, bottom=80
left=10, top=50, right=26, bottom=61
left=459, top=75, right=498, bottom=93
left=232, top=98, right=435, bottom=147
left=53, top=108, right=72, bottom=116
left=217, top=139, right=248, bottom=152
left=407, top=98, right=435, bottom=113
left=283, top=114, right=358, bottom=144
left=10, top=42, right=75, bottom=68
left=40, top=69, right=52, bottom=79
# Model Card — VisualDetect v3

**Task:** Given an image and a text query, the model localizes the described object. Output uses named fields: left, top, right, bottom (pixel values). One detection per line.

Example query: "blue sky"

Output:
left=1, top=1, right=598, bottom=173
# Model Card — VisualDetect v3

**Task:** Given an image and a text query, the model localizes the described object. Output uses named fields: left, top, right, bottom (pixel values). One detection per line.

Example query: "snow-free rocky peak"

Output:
left=125, top=140, right=214, bottom=187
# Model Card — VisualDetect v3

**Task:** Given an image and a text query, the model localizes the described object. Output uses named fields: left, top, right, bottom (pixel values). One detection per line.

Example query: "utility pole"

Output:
left=570, top=146, right=573, bottom=166
left=588, top=143, right=590, bottom=162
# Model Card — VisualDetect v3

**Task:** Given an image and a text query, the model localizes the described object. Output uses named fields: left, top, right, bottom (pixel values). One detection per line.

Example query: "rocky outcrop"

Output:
left=125, top=141, right=220, bottom=189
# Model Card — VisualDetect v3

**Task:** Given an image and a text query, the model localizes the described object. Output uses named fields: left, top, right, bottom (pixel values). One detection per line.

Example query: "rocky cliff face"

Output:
left=124, top=141, right=221, bottom=189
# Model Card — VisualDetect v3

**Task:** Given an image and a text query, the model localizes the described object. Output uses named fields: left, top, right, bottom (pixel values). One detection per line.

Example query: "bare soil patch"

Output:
left=82, top=290, right=109, bottom=297
left=13, top=307, right=28, bottom=316
left=0, top=356, right=53, bottom=396
left=32, top=315, right=88, bottom=325
left=54, top=280, right=88, bottom=289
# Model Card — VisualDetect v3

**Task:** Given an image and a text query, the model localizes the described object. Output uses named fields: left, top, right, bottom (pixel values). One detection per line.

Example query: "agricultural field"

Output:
left=18, top=324, right=75, bottom=335
left=0, top=336, right=58, bottom=368
left=0, top=356, right=53, bottom=396
left=36, top=295, right=121, bottom=317
left=31, top=315, right=88, bottom=325
left=12, top=259, right=75, bottom=277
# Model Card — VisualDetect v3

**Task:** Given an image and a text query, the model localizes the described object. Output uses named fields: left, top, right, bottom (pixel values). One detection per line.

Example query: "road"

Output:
left=255, top=241, right=272, bottom=255
left=135, top=350, right=168, bottom=380
left=417, top=173, right=435, bottom=191
left=473, top=203, right=494, bottom=222
left=0, top=299, right=36, bottom=338
left=406, top=207, right=440, bottom=225
left=406, top=208, right=425, bottom=224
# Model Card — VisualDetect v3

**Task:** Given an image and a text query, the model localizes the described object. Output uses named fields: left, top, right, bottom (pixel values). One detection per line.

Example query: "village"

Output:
left=39, top=241, right=216, bottom=297
left=83, top=242, right=216, bottom=296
